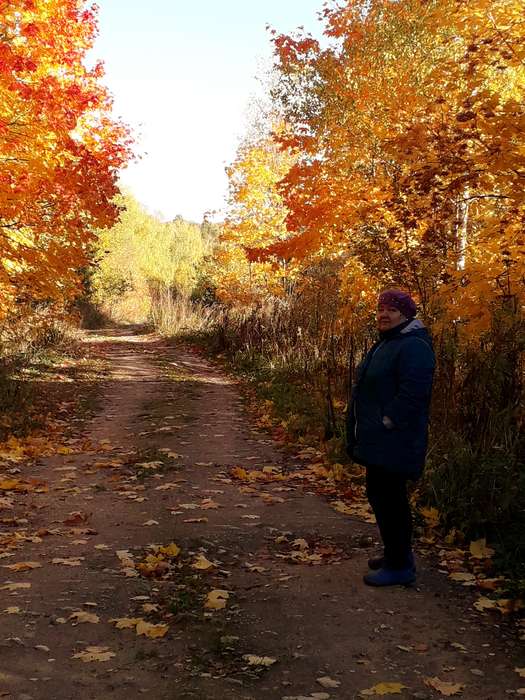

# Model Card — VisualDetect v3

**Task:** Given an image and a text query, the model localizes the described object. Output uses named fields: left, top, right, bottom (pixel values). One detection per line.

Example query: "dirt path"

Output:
left=0, top=329, right=523, bottom=700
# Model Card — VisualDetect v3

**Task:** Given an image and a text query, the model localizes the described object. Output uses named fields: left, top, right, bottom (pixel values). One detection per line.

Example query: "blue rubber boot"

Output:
left=363, top=565, right=416, bottom=587
left=368, top=552, right=416, bottom=571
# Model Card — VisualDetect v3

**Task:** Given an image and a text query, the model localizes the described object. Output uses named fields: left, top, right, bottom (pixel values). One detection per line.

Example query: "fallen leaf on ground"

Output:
left=242, top=654, right=276, bottom=666
left=51, top=558, right=83, bottom=566
left=332, top=500, right=353, bottom=515
left=515, top=668, right=525, bottom=678
left=143, top=519, right=159, bottom=526
left=135, top=620, right=168, bottom=638
left=420, top=506, right=440, bottom=527
left=63, top=511, right=90, bottom=525
left=110, top=617, right=142, bottom=629
left=142, top=603, right=159, bottom=613
left=158, top=543, right=180, bottom=557
left=204, top=589, right=229, bottom=610
left=4, top=562, right=42, bottom=572
left=1, top=582, right=31, bottom=591
left=192, top=554, right=214, bottom=570
left=72, top=646, right=115, bottom=662
left=3, top=607, right=21, bottom=614
left=245, top=563, right=267, bottom=573
left=469, top=538, right=494, bottom=559
left=183, top=517, right=208, bottom=523
left=424, top=677, right=464, bottom=696
left=360, top=682, right=406, bottom=696
left=449, top=572, right=476, bottom=583
left=69, top=611, right=100, bottom=624
left=317, top=676, right=341, bottom=689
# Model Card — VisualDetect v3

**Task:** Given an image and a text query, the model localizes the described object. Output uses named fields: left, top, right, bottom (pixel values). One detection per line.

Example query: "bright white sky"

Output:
left=93, top=1, right=322, bottom=223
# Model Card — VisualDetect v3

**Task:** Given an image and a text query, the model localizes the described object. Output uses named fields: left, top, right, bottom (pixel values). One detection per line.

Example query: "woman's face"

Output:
left=377, top=303, right=407, bottom=331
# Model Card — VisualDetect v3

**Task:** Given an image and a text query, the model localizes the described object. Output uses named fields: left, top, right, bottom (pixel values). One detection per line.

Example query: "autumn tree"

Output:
left=0, top=0, right=131, bottom=317
left=92, top=193, right=209, bottom=322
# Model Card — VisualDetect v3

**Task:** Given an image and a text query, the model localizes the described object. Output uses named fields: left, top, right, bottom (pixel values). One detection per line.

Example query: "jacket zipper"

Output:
left=354, top=340, right=385, bottom=442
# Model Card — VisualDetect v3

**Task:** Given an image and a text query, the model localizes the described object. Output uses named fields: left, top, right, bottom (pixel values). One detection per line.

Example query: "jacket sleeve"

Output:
left=383, top=338, right=435, bottom=428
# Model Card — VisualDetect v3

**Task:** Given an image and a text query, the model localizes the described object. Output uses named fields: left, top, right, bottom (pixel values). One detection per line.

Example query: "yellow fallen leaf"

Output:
left=515, top=668, right=525, bottom=678
left=200, top=498, right=219, bottom=510
left=192, top=554, right=214, bottom=570
left=4, top=606, right=21, bottom=614
left=420, top=506, right=440, bottom=527
left=1, top=582, right=31, bottom=591
left=204, top=589, right=229, bottom=610
left=142, top=603, right=160, bottom=613
left=69, top=611, right=100, bottom=624
left=473, top=596, right=498, bottom=612
left=4, top=562, right=42, bottom=572
left=332, top=500, right=353, bottom=515
left=135, top=620, right=168, bottom=638
left=72, top=646, right=115, bottom=662
left=231, top=467, right=249, bottom=481
left=360, top=682, right=406, bottom=696
left=110, top=617, right=142, bottom=629
left=158, top=543, right=180, bottom=557
left=243, top=654, right=276, bottom=666
left=424, top=677, right=465, bottom=696
left=449, top=572, right=476, bottom=583
left=469, top=538, right=494, bottom=560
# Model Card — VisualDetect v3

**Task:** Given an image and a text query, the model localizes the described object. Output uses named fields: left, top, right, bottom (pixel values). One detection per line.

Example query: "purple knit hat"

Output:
left=378, top=289, right=417, bottom=319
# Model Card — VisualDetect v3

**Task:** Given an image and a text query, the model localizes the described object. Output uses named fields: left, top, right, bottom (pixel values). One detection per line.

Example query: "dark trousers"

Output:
left=366, top=465, right=413, bottom=569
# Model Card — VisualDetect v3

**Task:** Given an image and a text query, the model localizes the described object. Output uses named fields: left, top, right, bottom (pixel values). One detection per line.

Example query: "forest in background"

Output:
left=0, top=0, right=523, bottom=582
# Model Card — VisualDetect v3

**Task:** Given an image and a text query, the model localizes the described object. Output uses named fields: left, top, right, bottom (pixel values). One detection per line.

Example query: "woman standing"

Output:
left=346, top=290, right=436, bottom=586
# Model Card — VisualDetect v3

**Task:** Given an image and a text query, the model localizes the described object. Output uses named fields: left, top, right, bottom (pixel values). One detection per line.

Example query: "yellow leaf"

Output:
left=191, top=554, right=214, bottom=570
left=3, top=606, right=21, bottom=614
left=142, top=603, right=160, bottom=613
left=158, top=543, right=180, bottom=557
left=4, top=562, right=42, bottom=572
left=515, top=669, right=525, bottom=678
left=1, top=582, right=31, bottom=591
left=110, top=617, right=142, bottom=629
left=469, top=539, right=494, bottom=559
left=473, top=596, right=498, bottom=612
left=449, top=572, right=476, bottom=583
left=135, top=620, right=169, bottom=638
left=360, top=682, right=406, bottom=696
left=332, top=500, right=353, bottom=515
left=72, top=646, right=116, bottom=663
left=420, top=506, right=440, bottom=527
left=204, top=589, right=229, bottom=610
left=231, top=467, right=249, bottom=481
left=242, top=654, right=276, bottom=666
left=424, top=677, right=465, bottom=696
left=69, top=611, right=100, bottom=624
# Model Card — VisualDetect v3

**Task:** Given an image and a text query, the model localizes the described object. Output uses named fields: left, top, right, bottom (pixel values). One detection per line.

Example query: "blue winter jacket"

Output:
left=346, top=319, right=435, bottom=479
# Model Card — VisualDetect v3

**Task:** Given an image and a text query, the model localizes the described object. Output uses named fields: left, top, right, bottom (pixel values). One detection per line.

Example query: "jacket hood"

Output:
left=400, top=318, right=426, bottom=334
